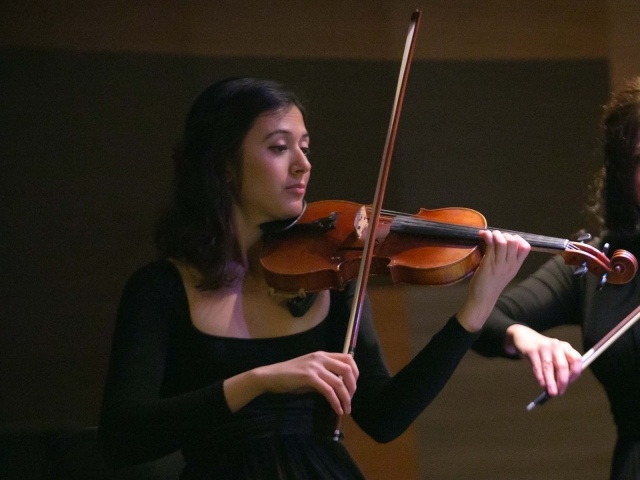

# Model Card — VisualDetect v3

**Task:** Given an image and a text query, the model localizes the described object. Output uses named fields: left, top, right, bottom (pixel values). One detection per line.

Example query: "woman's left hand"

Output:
left=457, top=230, right=531, bottom=332
left=506, top=323, right=583, bottom=396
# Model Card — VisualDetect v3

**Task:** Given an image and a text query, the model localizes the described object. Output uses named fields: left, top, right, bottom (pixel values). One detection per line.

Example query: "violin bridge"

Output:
left=354, top=205, right=369, bottom=239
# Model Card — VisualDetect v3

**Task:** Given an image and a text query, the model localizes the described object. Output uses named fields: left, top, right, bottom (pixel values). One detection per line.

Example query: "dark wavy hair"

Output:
left=586, top=77, right=640, bottom=237
left=155, top=77, right=305, bottom=290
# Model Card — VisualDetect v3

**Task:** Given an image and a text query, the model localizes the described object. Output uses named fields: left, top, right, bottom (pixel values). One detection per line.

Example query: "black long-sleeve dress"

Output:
left=99, top=260, right=480, bottom=479
left=473, top=241, right=640, bottom=480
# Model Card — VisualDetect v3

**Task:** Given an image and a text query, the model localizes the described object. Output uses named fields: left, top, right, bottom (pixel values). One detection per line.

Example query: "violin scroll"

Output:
left=562, top=241, right=638, bottom=285
left=608, top=249, right=639, bottom=284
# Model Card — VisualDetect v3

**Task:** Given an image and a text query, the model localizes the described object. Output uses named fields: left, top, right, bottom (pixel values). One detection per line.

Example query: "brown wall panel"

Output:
left=1, top=1, right=608, bottom=60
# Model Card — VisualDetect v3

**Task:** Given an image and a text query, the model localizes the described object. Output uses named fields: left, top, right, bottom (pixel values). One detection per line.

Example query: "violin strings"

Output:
left=376, top=209, right=568, bottom=250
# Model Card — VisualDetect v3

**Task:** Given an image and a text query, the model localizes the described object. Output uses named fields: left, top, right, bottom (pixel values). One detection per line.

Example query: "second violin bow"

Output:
left=527, top=303, right=640, bottom=410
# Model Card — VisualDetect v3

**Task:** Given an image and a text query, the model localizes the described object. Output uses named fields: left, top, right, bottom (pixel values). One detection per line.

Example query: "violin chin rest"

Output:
left=287, top=292, right=318, bottom=317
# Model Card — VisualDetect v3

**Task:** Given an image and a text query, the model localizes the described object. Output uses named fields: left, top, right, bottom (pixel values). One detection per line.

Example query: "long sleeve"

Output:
left=340, top=289, right=480, bottom=443
left=472, top=255, right=583, bottom=358
left=98, top=262, right=232, bottom=466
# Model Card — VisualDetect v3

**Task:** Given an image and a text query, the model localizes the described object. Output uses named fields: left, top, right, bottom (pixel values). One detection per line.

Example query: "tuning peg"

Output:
left=601, top=242, right=610, bottom=256
left=598, top=273, right=608, bottom=290
left=576, top=232, right=592, bottom=243
left=574, top=262, right=588, bottom=277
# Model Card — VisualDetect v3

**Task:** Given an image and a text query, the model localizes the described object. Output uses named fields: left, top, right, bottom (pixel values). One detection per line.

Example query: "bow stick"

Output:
left=332, top=9, right=422, bottom=441
left=526, top=303, right=640, bottom=410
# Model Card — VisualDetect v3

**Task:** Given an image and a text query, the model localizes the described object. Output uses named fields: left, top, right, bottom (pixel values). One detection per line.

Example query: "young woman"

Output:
left=473, top=77, right=640, bottom=480
left=99, top=77, right=530, bottom=479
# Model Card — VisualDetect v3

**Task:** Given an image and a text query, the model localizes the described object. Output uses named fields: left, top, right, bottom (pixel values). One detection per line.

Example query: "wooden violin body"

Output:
left=260, top=200, right=638, bottom=294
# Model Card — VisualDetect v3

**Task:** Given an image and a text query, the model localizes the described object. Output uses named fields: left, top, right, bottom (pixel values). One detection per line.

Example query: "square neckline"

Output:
left=164, top=259, right=332, bottom=342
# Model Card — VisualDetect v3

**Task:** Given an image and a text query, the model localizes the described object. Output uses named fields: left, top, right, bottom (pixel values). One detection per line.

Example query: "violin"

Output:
left=260, top=199, right=639, bottom=295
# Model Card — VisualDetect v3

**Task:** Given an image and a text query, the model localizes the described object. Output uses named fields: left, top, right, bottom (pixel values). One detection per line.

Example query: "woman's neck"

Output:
left=231, top=205, right=265, bottom=275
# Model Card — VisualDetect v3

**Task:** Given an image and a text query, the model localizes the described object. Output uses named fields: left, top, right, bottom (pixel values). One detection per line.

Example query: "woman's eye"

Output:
left=269, top=145, right=310, bottom=156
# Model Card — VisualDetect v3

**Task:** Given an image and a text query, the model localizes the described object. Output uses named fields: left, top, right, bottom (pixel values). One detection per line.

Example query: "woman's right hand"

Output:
left=224, top=352, right=359, bottom=415
left=505, top=324, right=583, bottom=396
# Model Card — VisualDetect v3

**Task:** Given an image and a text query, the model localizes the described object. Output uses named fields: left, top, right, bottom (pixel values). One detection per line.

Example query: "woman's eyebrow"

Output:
left=263, top=130, right=309, bottom=141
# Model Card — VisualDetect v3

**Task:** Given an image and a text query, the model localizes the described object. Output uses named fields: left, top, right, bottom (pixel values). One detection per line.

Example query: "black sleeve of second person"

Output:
left=472, top=255, right=582, bottom=358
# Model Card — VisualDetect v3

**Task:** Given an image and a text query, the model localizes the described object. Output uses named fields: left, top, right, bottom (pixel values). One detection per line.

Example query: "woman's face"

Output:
left=235, top=106, right=311, bottom=225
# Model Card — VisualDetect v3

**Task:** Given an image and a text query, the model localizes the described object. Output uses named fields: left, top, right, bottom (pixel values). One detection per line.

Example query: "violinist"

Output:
left=472, top=77, right=640, bottom=480
left=98, top=77, right=530, bottom=479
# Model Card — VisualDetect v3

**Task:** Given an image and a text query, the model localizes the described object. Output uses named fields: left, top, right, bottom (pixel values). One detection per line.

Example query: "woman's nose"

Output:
left=292, top=147, right=311, bottom=174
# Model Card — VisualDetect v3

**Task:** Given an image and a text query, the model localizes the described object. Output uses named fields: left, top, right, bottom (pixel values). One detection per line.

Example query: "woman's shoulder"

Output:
left=129, top=258, right=179, bottom=278
left=123, top=259, right=183, bottom=294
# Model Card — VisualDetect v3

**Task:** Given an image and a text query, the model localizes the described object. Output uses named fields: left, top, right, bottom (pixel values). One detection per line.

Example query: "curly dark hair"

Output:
left=155, top=77, right=306, bottom=290
left=586, top=77, right=640, bottom=237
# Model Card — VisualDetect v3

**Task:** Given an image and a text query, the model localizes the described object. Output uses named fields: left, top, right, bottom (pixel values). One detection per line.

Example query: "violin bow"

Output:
left=333, top=9, right=422, bottom=441
left=526, top=303, right=640, bottom=410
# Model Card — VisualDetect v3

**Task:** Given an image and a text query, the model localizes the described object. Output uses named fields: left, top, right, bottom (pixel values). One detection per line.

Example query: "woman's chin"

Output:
left=282, top=200, right=306, bottom=219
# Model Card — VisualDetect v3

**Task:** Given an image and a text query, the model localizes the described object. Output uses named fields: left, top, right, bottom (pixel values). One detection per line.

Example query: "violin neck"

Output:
left=390, top=215, right=569, bottom=252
